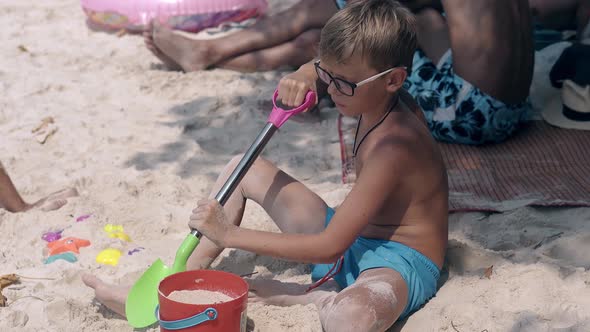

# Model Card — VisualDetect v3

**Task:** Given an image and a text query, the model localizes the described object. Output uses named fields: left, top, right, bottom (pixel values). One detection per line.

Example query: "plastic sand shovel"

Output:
left=125, top=89, right=316, bottom=328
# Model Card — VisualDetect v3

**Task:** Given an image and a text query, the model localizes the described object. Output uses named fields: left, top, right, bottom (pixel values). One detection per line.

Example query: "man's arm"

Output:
left=577, top=0, right=590, bottom=38
left=399, top=0, right=443, bottom=13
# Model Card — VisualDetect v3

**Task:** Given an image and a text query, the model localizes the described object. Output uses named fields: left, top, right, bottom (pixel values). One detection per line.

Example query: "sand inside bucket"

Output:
left=167, top=289, right=234, bottom=305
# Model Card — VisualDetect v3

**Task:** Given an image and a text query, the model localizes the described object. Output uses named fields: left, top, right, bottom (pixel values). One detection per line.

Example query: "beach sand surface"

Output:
left=1, top=1, right=589, bottom=331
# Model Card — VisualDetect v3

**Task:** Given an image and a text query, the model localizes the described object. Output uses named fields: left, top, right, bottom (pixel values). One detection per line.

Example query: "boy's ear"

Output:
left=385, top=68, right=407, bottom=93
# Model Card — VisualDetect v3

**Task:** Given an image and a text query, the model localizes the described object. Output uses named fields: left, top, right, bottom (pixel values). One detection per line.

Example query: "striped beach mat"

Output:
left=338, top=116, right=590, bottom=212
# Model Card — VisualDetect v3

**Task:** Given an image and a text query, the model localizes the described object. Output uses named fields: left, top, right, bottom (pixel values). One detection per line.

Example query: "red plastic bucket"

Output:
left=157, top=270, right=248, bottom=332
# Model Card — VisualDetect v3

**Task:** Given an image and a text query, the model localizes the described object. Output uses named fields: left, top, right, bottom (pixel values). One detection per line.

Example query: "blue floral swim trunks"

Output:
left=404, top=49, right=531, bottom=145
left=334, top=0, right=347, bottom=9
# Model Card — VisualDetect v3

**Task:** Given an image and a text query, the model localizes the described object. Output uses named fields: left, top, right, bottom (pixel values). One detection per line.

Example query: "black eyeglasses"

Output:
left=314, top=60, right=406, bottom=96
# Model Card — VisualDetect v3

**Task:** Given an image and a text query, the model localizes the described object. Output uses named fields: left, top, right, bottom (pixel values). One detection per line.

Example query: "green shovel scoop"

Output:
left=125, top=89, right=316, bottom=328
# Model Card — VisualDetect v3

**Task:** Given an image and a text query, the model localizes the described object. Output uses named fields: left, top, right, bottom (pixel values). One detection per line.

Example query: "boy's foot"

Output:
left=151, top=22, right=218, bottom=72
left=247, top=278, right=338, bottom=307
left=143, top=22, right=182, bottom=71
left=30, top=187, right=78, bottom=211
left=82, top=274, right=128, bottom=317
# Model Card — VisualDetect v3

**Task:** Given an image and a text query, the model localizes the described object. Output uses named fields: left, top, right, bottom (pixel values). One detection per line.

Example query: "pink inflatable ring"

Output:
left=80, top=0, right=268, bottom=32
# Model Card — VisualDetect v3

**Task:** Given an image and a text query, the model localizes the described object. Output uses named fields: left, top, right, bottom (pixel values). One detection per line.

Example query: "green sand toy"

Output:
left=125, top=89, right=316, bottom=328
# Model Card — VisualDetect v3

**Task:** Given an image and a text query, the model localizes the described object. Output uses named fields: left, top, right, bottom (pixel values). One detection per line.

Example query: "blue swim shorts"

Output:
left=311, top=207, right=440, bottom=319
left=404, top=49, right=531, bottom=145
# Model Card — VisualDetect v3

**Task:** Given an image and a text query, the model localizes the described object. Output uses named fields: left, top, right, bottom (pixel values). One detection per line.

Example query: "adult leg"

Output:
left=84, top=155, right=329, bottom=317
left=28, top=188, right=78, bottom=212
left=217, top=28, right=322, bottom=72
left=250, top=268, right=409, bottom=332
left=145, top=0, right=338, bottom=72
left=0, top=165, right=27, bottom=212
left=0, top=164, right=77, bottom=212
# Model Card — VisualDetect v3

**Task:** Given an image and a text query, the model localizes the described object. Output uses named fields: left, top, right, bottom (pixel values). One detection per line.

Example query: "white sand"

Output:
left=167, top=290, right=233, bottom=304
left=1, top=0, right=590, bottom=331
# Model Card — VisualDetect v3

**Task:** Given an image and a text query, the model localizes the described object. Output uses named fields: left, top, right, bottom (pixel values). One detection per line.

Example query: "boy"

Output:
left=83, top=1, right=448, bottom=330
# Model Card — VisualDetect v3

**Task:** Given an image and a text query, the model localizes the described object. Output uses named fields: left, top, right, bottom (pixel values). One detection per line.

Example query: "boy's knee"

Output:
left=324, top=310, right=385, bottom=332
left=322, top=293, right=392, bottom=332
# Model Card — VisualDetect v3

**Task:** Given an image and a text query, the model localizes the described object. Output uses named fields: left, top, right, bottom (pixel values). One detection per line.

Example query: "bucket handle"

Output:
left=155, top=305, right=218, bottom=330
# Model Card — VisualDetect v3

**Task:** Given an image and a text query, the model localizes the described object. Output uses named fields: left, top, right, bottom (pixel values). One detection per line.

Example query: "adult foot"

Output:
left=82, top=274, right=129, bottom=317
left=246, top=278, right=337, bottom=307
left=152, top=22, right=219, bottom=72
left=143, top=22, right=182, bottom=71
left=31, top=187, right=78, bottom=212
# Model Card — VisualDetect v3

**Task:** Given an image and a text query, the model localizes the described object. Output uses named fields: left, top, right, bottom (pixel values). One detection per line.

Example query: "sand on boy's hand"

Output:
left=167, top=289, right=234, bottom=305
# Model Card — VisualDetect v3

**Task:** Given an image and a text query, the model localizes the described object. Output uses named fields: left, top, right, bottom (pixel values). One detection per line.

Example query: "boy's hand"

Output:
left=188, top=199, right=233, bottom=247
left=278, top=63, right=318, bottom=109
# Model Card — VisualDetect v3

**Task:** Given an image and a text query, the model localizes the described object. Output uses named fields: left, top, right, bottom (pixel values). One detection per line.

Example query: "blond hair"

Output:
left=319, top=0, right=417, bottom=72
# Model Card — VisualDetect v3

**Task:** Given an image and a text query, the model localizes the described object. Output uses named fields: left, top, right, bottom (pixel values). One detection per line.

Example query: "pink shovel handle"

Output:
left=268, top=89, right=316, bottom=128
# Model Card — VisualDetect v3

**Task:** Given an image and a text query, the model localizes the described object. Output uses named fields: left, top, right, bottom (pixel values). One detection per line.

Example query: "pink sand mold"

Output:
left=128, top=247, right=145, bottom=256
left=76, top=214, right=92, bottom=222
left=42, top=230, right=64, bottom=242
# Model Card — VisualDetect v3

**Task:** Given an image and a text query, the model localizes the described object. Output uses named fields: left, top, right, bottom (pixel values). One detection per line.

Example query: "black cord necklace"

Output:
left=352, top=96, right=400, bottom=158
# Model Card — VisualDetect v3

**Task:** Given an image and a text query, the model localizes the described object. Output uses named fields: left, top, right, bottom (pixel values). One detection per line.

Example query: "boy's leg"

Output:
left=187, top=155, right=329, bottom=270
left=83, top=155, right=329, bottom=316
left=320, top=268, right=408, bottom=332
left=145, top=0, right=338, bottom=72
left=81, top=275, right=128, bottom=317
left=249, top=268, right=408, bottom=332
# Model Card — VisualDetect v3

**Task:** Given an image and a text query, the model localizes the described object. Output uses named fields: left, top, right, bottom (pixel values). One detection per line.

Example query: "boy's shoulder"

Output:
left=400, top=89, right=428, bottom=125
left=368, top=126, right=424, bottom=170
left=370, top=111, right=440, bottom=172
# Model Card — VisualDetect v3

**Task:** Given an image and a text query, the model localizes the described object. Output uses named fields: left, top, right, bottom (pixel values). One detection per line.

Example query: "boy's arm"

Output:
left=226, top=227, right=340, bottom=264
left=224, top=142, right=410, bottom=264
left=277, top=59, right=321, bottom=107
